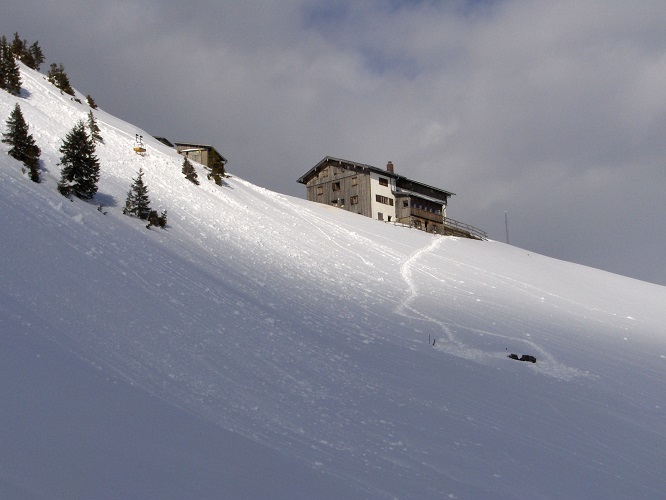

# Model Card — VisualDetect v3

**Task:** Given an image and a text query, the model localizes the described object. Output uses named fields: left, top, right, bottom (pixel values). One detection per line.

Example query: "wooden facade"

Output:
left=297, top=156, right=456, bottom=235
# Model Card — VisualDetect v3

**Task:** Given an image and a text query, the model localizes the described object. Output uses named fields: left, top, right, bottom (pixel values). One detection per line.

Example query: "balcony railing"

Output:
left=442, top=217, right=487, bottom=240
left=409, top=209, right=486, bottom=240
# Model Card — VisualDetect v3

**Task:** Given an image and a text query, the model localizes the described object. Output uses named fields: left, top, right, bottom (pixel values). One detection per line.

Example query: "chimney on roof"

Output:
left=387, top=161, right=394, bottom=173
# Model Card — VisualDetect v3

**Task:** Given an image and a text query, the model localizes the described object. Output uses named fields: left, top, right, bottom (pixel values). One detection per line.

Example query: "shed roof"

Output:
left=174, top=142, right=228, bottom=163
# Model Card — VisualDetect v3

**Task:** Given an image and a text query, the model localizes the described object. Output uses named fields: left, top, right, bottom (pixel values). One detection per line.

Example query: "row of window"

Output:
left=412, top=202, right=443, bottom=214
left=317, top=185, right=440, bottom=214
left=330, top=196, right=359, bottom=207
left=376, top=195, right=394, bottom=206
left=318, top=186, right=394, bottom=208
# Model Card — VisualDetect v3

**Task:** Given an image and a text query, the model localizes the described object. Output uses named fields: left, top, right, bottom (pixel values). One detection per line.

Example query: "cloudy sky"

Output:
left=3, top=0, right=666, bottom=285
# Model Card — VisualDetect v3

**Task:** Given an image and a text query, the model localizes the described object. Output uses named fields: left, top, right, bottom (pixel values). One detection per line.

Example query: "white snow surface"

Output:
left=2, top=64, right=666, bottom=499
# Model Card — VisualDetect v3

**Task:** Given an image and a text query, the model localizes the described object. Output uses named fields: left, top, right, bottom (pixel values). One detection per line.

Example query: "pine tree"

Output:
left=86, top=94, right=98, bottom=109
left=87, top=110, right=103, bottom=144
left=123, top=168, right=151, bottom=219
left=207, top=164, right=226, bottom=185
left=57, top=120, right=100, bottom=199
left=27, top=41, right=44, bottom=70
left=46, top=63, right=57, bottom=85
left=2, top=103, right=41, bottom=182
left=145, top=209, right=167, bottom=229
left=18, top=49, right=35, bottom=71
left=10, top=33, right=25, bottom=57
left=122, top=187, right=134, bottom=216
left=181, top=156, right=199, bottom=185
left=0, top=36, right=22, bottom=95
left=5, top=34, right=43, bottom=71
left=47, top=63, right=74, bottom=96
left=0, top=36, right=5, bottom=89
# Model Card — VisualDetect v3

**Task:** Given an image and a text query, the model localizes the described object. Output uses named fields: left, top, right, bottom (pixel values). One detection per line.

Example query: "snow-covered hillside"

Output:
left=2, top=63, right=666, bottom=499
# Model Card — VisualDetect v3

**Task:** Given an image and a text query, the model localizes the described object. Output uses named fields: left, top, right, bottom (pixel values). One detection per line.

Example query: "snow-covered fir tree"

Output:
left=87, top=110, right=103, bottom=144
left=8, top=33, right=45, bottom=71
left=181, top=156, right=199, bottom=185
left=86, top=94, right=98, bottom=109
left=123, top=168, right=151, bottom=219
left=57, top=120, right=100, bottom=199
left=3, top=32, right=44, bottom=72
left=2, top=103, right=41, bottom=182
left=9, top=33, right=24, bottom=59
left=26, top=41, right=45, bottom=71
left=0, top=35, right=22, bottom=95
left=47, top=63, right=74, bottom=96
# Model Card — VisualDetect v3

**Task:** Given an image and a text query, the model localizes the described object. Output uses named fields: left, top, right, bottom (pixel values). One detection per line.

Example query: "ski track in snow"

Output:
left=397, top=236, right=589, bottom=380
left=238, top=178, right=400, bottom=268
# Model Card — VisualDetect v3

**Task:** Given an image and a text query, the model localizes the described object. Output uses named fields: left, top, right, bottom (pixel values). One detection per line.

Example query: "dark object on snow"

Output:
left=508, top=353, right=537, bottom=363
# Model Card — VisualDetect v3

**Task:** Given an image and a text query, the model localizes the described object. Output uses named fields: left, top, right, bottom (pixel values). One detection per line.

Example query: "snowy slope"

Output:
left=1, top=63, right=666, bottom=499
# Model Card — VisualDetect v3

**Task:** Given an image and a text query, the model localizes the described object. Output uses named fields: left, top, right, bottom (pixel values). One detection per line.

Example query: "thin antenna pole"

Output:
left=505, top=211, right=510, bottom=244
